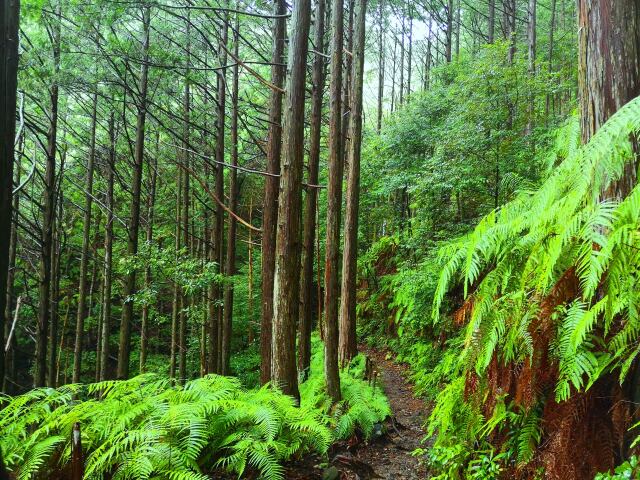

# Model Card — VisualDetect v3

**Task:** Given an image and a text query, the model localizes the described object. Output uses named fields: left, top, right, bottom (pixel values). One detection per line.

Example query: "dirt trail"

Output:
left=285, top=346, right=430, bottom=479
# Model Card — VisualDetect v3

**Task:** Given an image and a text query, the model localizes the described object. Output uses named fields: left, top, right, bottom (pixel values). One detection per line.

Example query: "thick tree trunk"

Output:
left=339, top=0, right=366, bottom=366
left=324, top=0, right=345, bottom=403
left=271, top=0, right=312, bottom=401
left=0, top=0, right=19, bottom=391
left=99, top=114, right=116, bottom=382
left=36, top=3, right=61, bottom=387
left=117, top=5, right=151, bottom=379
left=222, top=18, right=240, bottom=376
left=72, top=91, right=98, bottom=384
left=299, top=0, right=327, bottom=381
left=578, top=0, right=640, bottom=151
left=260, top=0, right=287, bottom=385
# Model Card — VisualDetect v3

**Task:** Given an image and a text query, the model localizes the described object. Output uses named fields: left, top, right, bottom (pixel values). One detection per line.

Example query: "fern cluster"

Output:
left=429, top=95, right=640, bottom=465
left=0, top=339, right=389, bottom=480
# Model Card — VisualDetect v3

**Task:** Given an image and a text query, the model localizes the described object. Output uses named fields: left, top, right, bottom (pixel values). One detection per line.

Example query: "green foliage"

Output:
left=0, top=339, right=389, bottom=480
left=433, top=96, right=640, bottom=401
left=595, top=457, right=640, bottom=480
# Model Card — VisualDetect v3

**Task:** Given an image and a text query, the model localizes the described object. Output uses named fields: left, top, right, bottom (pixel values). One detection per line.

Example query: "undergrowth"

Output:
left=0, top=338, right=389, bottom=480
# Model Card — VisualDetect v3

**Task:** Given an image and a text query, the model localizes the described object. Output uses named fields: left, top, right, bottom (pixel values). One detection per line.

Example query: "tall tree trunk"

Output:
left=3, top=140, right=20, bottom=393
left=398, top=13, right=405, bottom=105
left=454, top=0, right=460, bottom=58
left=578, top=0, right=640, bottom=196
left=0, top=0, right=19, bottom=391
left=546, top=0, right=556, bottom=117
left=139, top=140, right=158, bottom=374
left=271, top=0, right=312, bottom=401
left=170, top=170, right=182, bottom=379
left=376, top=0, right=384, bottom=132
left=179, top=8, right=191, bottom=385
left=526, top=0, right=536, bottom=133
left=222, top=16, right=240, bottom=376
left=117, top=5, right=151, bottom=379
left=210, top=15, right=228, bottom=375
left=99, top=114, right=116, bottom=382
left=36, top=2, right=61, bottom=387
left=445, top=0, right=453, bottom=62
left=488, top=0, right=495, bottom=43
left=323, top=0, right=345, bottom=403
left=260, top=0, right=287, bottom=384
left=299, top=0, right=327, bottom=381
left=407, top=6, right=413, bottom=96
left=48, top=165, right=64, bottom=387
left=72, top=91, right=98, bottom=383
left=339, top=0, right=366, bottom=366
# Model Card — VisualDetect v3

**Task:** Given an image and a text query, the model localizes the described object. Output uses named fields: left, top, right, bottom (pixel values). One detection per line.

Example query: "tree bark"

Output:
left=445, top=0, right=453, bottom=62
left=209, top=14, right=228, bottom=375
left=578, top=0, right=640, bottom=201
left=0, top=0, right=19, bottom=392
left=488, top=0, right=495, bottom=43
left=36, top=2, right=61, bottom=387
left=99, top=114, right=116, bottom=382
left=299, top=0, right=327, bottom=381
left=222, top=16, right=240, bottom=376
left=376, top=0, right=384, bottom=132
left=271, top=0, right=312, bottom=401
left=324, top=0, right=345, bottom=403
left=72, top=91, right=98, bottom=384
left=260, top=0, right=287, bottom=385
left=339, top=0, right=366, bottom=366
left=117, top=5, right=151, bottom=379
left=139, top=139, right=158, bottom=374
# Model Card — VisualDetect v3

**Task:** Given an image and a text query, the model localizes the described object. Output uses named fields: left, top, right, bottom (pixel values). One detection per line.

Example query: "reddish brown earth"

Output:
left=284, top=346, right=430, bottom=480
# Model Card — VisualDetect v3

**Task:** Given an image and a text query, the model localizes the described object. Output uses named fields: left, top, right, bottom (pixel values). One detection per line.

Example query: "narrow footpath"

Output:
left=286, top=347, right=430, bottom=479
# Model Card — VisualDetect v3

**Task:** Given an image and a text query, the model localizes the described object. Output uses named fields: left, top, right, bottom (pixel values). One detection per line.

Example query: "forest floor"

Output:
left=284, top=346, right=430, bottom=480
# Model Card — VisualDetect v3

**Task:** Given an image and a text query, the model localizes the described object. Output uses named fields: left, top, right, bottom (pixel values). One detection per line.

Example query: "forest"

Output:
left=1, top=0, right=640, bottom=479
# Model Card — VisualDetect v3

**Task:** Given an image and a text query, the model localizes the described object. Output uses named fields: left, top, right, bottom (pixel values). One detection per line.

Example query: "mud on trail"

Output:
left=284, top=346, right=430, bottom=480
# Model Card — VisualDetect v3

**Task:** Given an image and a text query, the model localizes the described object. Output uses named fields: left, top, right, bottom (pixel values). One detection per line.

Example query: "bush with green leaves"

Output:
left=595, top=456, right=640, bottom=479
left=426, top=89, right=640, bottom=474
left=0, top=339, right=389, bottom=480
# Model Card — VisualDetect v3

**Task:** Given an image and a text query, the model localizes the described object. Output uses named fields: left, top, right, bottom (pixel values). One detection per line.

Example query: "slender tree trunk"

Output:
left=526, top=0, right=536, bottom=133
left=117, top=5, right=151, bottom=379
left=455, top=0, right=460, bottom=58
left=210, top=15, right=228, bottom=375
left=170, top=170, right=182, bottom=379
left=398, top=14, right=405, bottom=105
left=48, top=168, right=64, bottom=387
left=488, top=0, right=495, bottom=43
left=72, top=91, right=98, bottom=384
left=546, top=0, right=556, bottom=117
left=0, top=0, right=19, bottom=391
left=299, top=0, right=327, bottom=380
left=323, top=0, right=345, bottom=403
left=3, top=141, right=20, bottom=393
left=446, top=0, right=453, bottom=62
left=222, top=17, right=240, bottom=376
left=376, top=0, right=384, bottom=132
left=139, top=142, right=158, bottom=374
left=271, top=0, right=312, bottom=401
left=339, top=0, right=366, bottom=366
left=407, top=7, right=413, bottom=96
left=99, top=114, right=116, bottom=382
left=179, top=9, right=191, bottom=385
left=36, top=2, right=61, bottom=387
left=260, top=0, right=287, bottom=384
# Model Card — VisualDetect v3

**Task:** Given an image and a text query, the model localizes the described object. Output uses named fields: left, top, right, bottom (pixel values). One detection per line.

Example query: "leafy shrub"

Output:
left=0, top=339, right=389, bottom=480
